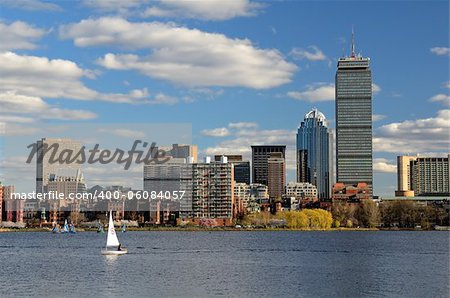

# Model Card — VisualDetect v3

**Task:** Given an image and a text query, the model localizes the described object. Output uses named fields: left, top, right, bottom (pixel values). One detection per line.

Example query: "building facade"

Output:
left=251, top=145, right=286, bottom=186
left=267, top=152, right=286, bottom=200
left=35, top=138, right=82, bottom=194
left=335, top=36, right=373, bottom=195
left=296, top=108, right=333, bottom=199
left=144, top=157, right=192, bottom=224
left=166, top=144, right=198, bottom=163
left=332, top=182, right=370, bottom=202
left=214, top=155, right=250, bottom=184
left=285, top=182, right=318, bottom=199
left=396, top=155, right=450, bottom=196
left=145, top=157, right=235, bottom=225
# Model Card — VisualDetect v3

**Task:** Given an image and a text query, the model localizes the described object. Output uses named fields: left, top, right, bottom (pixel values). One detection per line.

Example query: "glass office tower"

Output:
left=296, top=109, right=333, bottom=199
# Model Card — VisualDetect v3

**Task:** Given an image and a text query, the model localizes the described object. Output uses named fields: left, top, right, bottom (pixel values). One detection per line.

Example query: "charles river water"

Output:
left=0, top=231, right=448, bottom=297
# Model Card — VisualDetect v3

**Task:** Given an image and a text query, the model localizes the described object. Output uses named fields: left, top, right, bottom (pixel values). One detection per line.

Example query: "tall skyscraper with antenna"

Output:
left=335, top=29, right=373, bottom=195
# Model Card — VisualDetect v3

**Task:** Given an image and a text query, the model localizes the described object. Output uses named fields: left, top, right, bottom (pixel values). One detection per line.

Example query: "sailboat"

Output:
left=69, top=223, right=76, bottom=234
left=51, top=222, right=60, bottom=233
left=61, top=220, right=69, bottom=234
left=101, top=212, right=128, bottom=255
left=97, top=221, right=104, bottom=233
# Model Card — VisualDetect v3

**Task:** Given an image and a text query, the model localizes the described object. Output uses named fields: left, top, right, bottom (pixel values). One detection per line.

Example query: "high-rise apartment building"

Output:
left=296, top=108, right=333, bottom=199
left=251, top=145, right=286, bottom=186
left=335, top=32, right=373, bottom=195
left=143, top=157, right=192, bottom=223
left=145, top=156, right=234, bottom=225
left=267, top=152, right=286, bottom=200
left=35, top=138, right=82, bottom=194
left=160, top=144, right=198, bottom=163
left=214, top=155, right=250, bottom=184
left=396, top=155, right=450, bottom=196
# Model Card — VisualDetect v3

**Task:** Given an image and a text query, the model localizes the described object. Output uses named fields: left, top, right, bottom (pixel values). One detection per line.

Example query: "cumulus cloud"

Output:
left=82, top=0, right=143, bottom=13
left=373, top=158, right=396, bottom=173
left=372, top=83, right=381, bottom=94
left=429, top=94, right=450, bottom=106
left=201, top=127, right=230, bottom=137
left=0, top=21, right=46, bottom=51
left=60, top=17, right=297, bottom=89
left=288, top=82, right=380, bottom=102
left=372, top=114, right=386, bottom=122
left=97, top=128, right=146, bottom=139
left=0, top=0, right=61, bottom=11
left=0, top=91, right=97, bottom=121
left=430, top=47, right=450, bottom=56
left=0, top=52, right=150, bottom=104
left=142, top=0, right=262, bottom=20
left=373, top=109, right=450, bottom=153
left=149, top=93, right=178, bottom=105
left=203, top=122, right=296, bottom=170
left=228, top=122, right=258, bottom=129
left=287, top=83, right=334, bottom=102
left=290, top=46, right=327, bottom=61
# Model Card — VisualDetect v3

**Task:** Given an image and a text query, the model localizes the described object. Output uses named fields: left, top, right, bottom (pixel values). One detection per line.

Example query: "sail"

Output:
left=62, top=220, right=69, bottom=232
left=106, top=212, right=120, bottom=247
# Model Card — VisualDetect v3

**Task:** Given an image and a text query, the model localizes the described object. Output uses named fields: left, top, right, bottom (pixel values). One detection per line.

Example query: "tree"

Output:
left=357, top=200, right=380, bottom=228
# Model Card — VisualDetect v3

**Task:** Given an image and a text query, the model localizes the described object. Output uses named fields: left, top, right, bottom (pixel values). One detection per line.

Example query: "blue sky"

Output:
left=0, top=0, right=448, bottom=196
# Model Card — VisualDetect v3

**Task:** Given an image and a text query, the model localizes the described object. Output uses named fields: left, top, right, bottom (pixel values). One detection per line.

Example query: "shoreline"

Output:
left=1, top=227, right=448, bottom=233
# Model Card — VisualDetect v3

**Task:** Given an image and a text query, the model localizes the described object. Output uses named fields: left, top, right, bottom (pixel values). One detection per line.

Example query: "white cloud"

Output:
left=0, top=115, right=34, bottom=124
left=443, top=81, right=450, bottom=89
left=372, top=83, right=381, bottom=94
left=0, top=21, right=46, bottom=51
left=60, top=17, right=297, bottom=89
left=287, top=83, right=334, bottom=102
left=430, top=47, right=450, bottom=56
left=372, top=114, right=386, bottom=122
left=373, top=158, right=396, bottom=173
left=0, top=52, right=150, bottom=104
left=82, top=0, right=143, bottom=13
left=290, top=46, right=327, bottom=61
left=374, top=109, right=450, bottom=153
left=201, top=127, right=230, bottom=137
left=97, top=128, right=146, bottom=139
left=228, top=122, right=258, bottom=129
left=141, top=0, right=262, bottom=20
left=0, top=91, right=97, bottom=121
left=149, top=93, right=178, bottom=105
left=0, top=0, right=61, bottom=11
left=288, top=82, right=380, bottom=102
left=429, top=94, right=450, bottom=106
left=203, top=122, right=296, bottom=170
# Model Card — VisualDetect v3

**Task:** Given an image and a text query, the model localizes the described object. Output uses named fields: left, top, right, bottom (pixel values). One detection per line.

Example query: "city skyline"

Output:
left=0, top=1, right=449, bottom=197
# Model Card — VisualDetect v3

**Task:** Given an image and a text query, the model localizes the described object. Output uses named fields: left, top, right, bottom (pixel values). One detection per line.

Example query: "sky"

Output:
left=0, top=0, right=449, bottom=196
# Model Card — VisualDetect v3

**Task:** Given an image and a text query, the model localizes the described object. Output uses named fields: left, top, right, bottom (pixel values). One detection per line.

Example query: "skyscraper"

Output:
left=296, top=108, right=333, bottom=199
left=214, top=155, right=250, bottom=184
left=251, top=145, right=286, bottom=186
left=335, top=31, right=373, bottom=195
left=35, top=138, right=82, bottom=194
left=267, top=152, right=286, bottom=200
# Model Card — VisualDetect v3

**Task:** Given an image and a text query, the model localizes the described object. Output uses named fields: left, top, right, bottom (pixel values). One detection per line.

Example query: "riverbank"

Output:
left=1, top=226, right=448, bottom=233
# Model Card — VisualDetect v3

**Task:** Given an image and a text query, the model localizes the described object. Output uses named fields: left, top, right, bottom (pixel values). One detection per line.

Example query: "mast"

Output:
left=351, top=26, right=356, bottom=58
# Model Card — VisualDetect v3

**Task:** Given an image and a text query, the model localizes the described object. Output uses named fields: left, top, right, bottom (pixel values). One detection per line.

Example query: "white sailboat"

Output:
left=101, top=212, right=128, bottom=255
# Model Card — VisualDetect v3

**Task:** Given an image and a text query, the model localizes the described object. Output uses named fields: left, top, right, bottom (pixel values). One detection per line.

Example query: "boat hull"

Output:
left=101, top=249, right=128, bottom=255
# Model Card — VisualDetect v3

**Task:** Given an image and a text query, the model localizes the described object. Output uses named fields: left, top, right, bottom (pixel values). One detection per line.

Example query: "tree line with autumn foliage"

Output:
left=241, top=200, right=448, bottom=230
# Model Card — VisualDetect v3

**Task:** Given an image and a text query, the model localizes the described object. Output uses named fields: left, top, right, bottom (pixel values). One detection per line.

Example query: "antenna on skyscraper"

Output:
left=351, top=26, right=356, bottom=57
